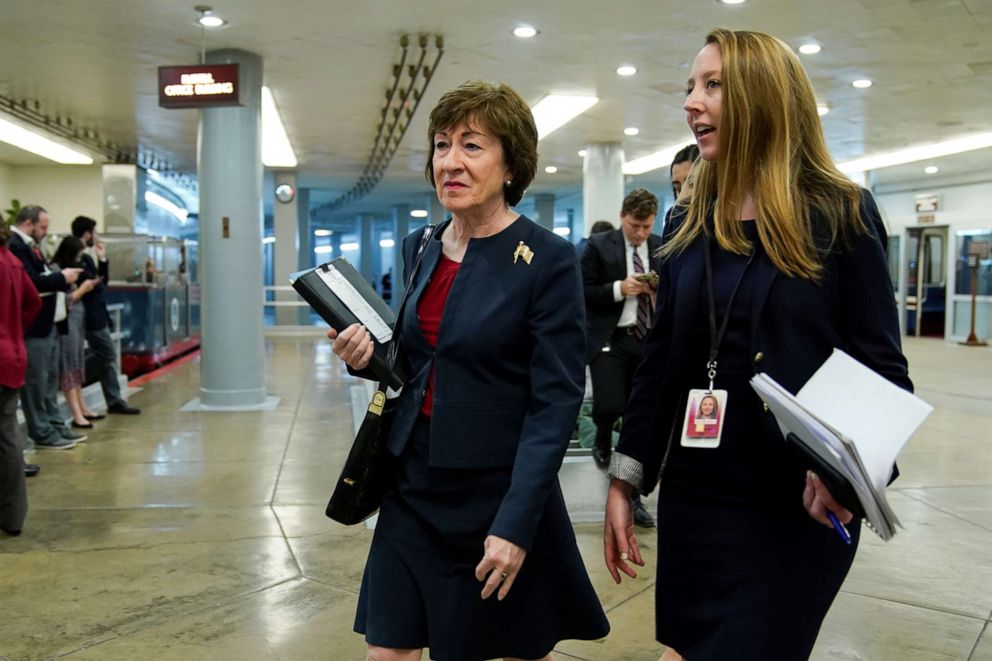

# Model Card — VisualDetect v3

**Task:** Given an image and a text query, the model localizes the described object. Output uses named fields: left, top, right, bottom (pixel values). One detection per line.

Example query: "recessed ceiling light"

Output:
left=924, top=165, right=939, bottom=174
left=798, top=43, right=822, bottom=55
left=578, top=149, right=587, bottom=157
left=314, top=229, right=332, bottom=237
left=617, top=65, right=637, bottom=77
left=410, top=209, right=429, bottom=218
left=817, top=103, right=830, bottom=116
left=513, top=25, right=538, bottom=38
left=852, top=79, right=873, bottom=89
left=196, top=6, right=227, bottom=27
left=624, top=127, right=640, bottom=136
left=719, top=0, right=748, bottom=4
left=379, top=239, right=396, bottom=248
left=314, top=245, right=333, bottom=254
left=262, top=236, right=276, bottom=244
left=545, top=166, right=558, bottom=174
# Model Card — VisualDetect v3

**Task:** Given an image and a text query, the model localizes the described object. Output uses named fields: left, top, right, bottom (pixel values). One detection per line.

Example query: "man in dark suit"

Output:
left=9, top=205, right=85, bottom=449
left=581, top=188, right=662, bottom=527
left=71, top=216, right=140, bottom=415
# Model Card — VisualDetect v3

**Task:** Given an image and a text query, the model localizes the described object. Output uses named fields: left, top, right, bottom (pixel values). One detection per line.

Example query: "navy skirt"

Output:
left=355, top=416, right=610, bottom=661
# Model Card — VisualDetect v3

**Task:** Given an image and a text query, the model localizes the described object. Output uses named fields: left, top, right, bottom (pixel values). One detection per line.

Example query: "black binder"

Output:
left=291, top=258, right=409, bottom=390
left=783, top=433, right=866, bottom=518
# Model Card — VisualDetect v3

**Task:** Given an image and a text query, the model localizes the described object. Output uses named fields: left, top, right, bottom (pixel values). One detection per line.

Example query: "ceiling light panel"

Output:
left=0, top=114, right=94, bottom=164
left=623, top=138, right=696, bottom=175
left=261, top=86, right=298, bottom=168
left=531, top=95, right=598, bottom=141
left=513, top=25, right=537, bottom=38
left=799, top=43, right=822, bottom=55
left=617, top=65, right=637, bottom=76
left=836, top=132, right=992, bottom=174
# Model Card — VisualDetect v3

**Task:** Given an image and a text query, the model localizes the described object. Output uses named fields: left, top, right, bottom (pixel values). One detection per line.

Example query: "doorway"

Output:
left=904, top=226, right=948, bottom=338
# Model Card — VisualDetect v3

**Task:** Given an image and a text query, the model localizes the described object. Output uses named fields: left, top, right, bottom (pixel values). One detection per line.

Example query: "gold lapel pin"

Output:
left=513, top=241, right=534, bottom=265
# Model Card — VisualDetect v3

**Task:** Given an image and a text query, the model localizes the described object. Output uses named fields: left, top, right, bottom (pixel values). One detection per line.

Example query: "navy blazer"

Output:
left=616, top=190, right=912, bottom=495
left=581, top=228, right=662, bottom=361
left=381, top=216, right=586, bottom=551
left=7, top=232, right=68, bottom=338
left=79, top=253, right=111, bottom=331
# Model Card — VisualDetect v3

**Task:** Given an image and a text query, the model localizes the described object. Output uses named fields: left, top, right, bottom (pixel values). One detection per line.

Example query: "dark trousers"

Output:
left=21, top=330, right=63, bottom=444
left=589, top=329, right=644, bottom=452
left=0, top=387, right=27, bottom=532
left=85, top=326, right=124, bottom=407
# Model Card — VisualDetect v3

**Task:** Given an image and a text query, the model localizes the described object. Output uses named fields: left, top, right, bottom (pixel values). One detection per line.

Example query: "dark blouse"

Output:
left=416, top=254, right=461, bottom=417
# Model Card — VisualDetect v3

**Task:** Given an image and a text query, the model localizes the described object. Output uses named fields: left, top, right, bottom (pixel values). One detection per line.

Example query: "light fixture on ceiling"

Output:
left=531, top=94, right=598, bottom=141
left=314, top=229, right=332, bottom=237
left=145, top=191, right=189, bottom=223
left=578, top=149, right=587, bottom=158
left=623, top=138, right=697, bottom=175
left=262, top=236, right=276, bottom=244
left=617, top=65, right=637, bottom=77
left=852, top=79, right=873, bottom=89
left=146, top=168, right=160, bottom=177
left=553, top=227, right=571, bottom=236
left=261, top=86, right=298, bottom=168
left=624, top=127, right=640, bottom=136
left=410, top=209, right=429, bottom=218
left=817, top=103, right=830, bottom=116
left=196, top=5, right=226, bottom=28
left=836, top=131, right=992, bottom=175
left=513, top=25, right=538, bottom=38
left=314, top=245, right=333, bottom=254
left=379, top=238, right=396, bottom=248
left=0, top=114, right=94, bottom=164
left=545, top=165, right=558, bottom=174
left=718, top=0, right=748, bottom=4
left=798, top=43, right=822, bottom=55
left=340, top=242, right=360, bottom=251
left=924, top=165, right=939, bottom=174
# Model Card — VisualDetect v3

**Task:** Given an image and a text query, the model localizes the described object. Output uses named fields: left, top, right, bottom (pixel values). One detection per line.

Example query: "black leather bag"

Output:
left=325, top=225, right=434, bottom=525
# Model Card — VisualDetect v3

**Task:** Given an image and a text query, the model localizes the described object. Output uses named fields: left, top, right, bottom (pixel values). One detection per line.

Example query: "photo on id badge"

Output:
left=681, top=389, right=728, bottom=448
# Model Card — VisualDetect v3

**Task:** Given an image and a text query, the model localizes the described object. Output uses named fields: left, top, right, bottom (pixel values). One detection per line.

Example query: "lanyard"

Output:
left=702, top=237, right=756, bottom=391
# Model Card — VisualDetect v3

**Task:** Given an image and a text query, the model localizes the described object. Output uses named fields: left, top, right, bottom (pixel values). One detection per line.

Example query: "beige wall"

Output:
left=5, top=165, right=103, bottom=234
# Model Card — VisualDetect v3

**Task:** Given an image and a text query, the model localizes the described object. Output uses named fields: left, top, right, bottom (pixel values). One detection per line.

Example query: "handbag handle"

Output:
left=377, top=224, right=435, bottom=391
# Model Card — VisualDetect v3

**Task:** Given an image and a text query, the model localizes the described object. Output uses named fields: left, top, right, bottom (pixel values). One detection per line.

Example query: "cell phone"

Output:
left=634, top=272, right=659, bottom=287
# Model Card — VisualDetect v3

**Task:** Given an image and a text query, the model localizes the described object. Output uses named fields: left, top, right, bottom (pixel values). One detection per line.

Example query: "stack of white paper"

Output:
left=750, top=349, right=933, bottom=540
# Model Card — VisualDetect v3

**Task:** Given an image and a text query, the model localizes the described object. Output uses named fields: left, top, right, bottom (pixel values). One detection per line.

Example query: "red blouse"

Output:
left=417, top=255, right=461, bottom=416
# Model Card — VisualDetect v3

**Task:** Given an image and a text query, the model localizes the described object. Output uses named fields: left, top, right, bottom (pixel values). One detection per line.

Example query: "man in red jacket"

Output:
left=0, top=221, right=42, bottom=536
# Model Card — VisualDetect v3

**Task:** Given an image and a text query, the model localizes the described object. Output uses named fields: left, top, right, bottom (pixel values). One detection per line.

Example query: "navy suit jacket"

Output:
left=8, top=232, right=68, bottom=338
left=379, top=216, right=586, bottom=551
left=79, top=253, right=111, bottom=331
left=581, top=228, right=662, bottom=361
left=616, top=190, right=912, bottom=495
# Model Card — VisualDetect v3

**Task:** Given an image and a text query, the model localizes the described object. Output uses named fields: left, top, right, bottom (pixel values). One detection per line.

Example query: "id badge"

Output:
left=680, top=389, right=728, bottom=449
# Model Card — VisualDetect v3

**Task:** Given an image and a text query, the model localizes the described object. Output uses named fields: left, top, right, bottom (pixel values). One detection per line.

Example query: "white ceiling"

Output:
left=1, top=0, right=991, bottom=225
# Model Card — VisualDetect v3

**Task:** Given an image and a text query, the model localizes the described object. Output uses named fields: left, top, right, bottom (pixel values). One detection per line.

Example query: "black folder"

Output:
left=291, top=258, right=408, bottom=390
left=784, top=433, right=866, bottom=519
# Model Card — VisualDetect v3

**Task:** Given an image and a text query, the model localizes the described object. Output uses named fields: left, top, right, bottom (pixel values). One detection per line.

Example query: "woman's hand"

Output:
left=326, top=323, right=374, bottom=370
left=475, top=535, right=527, bottom=601
left=802, top=471, right=854, bottom=527
left=604, top=479, right=644, bottom=584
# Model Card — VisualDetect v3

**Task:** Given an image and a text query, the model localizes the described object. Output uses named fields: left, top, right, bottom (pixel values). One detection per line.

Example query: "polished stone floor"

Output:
left=1, top=336, right=989, bottom=661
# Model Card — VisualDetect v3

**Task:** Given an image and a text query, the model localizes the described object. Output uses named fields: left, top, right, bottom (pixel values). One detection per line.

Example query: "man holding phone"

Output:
left=580, top=188, right=662, bottom=527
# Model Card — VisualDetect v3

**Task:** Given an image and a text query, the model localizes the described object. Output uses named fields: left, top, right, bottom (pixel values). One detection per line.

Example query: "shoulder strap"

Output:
left=377, top=225, right=434, bottom=390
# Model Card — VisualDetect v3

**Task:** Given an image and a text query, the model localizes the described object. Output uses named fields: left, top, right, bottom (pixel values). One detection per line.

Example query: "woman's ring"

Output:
left=500, top=572, right=509, bottom=581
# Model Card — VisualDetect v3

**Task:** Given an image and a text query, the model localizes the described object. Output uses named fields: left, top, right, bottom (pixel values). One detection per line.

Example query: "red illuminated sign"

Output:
left=158, top=64, right=240, bottom=109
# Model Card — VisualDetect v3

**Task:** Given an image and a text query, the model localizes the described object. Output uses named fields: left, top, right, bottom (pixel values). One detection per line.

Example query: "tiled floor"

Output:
left=1, top=336, right=989, bottom=661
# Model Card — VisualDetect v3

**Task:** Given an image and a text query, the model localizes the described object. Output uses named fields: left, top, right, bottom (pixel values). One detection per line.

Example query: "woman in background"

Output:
left=52, top=236, right=96, bottom=430
left=604, top=29, right=911, bottom=660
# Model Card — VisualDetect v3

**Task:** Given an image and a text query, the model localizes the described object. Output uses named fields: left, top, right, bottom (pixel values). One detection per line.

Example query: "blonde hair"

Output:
left=664, top=29, right=865, bottom=280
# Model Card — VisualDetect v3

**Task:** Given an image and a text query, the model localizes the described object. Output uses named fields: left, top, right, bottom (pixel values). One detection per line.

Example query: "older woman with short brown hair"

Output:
left=329, top=80, right=609, bottom=661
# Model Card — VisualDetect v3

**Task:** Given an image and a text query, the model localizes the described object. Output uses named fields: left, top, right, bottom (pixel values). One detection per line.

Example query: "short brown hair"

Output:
left=621, top=188, right=658, bottom=221
left=425, top=81, right=538, bottom=207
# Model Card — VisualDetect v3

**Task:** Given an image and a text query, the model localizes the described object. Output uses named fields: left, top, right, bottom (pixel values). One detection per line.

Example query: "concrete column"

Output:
left=583, top=143, right=624, bottom=235
left=392, top=204, right=410, bottom=308
left=197, top=49, right=267, bottom=408
left=296, top=187, right=312, bottom=323
left=534, top=193, right=555, bottom=231
left=359, top=213, right=374, bottom=281
left=273, top=171, right=299, bottom=325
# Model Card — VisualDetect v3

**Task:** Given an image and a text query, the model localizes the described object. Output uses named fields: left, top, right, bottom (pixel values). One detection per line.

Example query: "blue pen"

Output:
left=826, top=511, right=852, bottom=545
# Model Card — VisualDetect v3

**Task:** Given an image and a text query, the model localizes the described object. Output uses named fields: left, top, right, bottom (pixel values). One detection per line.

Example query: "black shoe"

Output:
left=71, top=421, right=94, bottom=429
left=108, top=402, right=141, bottom=415
left=24, top=464, right=40, bottom=477
left=1, top=526, right=21, bottom=536
left=592, top=446, right=611, bottom=469
left=84, top=413, right=106, bottom=420
left=631, top=497, right=655, bottom=528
